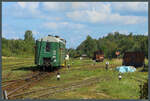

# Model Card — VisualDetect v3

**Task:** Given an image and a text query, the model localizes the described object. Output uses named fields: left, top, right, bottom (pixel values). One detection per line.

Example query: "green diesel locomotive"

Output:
left=35, top=35, right=66, bottom=71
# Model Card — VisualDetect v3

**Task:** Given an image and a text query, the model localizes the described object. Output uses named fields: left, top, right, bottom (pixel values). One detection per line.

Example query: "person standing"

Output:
left=65, top=54, right=69, bottom=67
left=93, top=60, right=96, bottom=66
left=105, top=61, right=109, bottom=70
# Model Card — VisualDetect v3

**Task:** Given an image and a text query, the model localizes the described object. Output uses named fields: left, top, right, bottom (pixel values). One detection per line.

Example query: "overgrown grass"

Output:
left=2, top=57, right=148, bottom=99
left=2, top=57, right=35, bottom=81
left=41, top=67, right=147, bottom=99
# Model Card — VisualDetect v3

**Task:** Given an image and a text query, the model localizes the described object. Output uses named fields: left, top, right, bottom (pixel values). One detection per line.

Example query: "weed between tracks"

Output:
left=2, top=57, right=148, bottom=99
left=2, top=57, right=35, bottom=81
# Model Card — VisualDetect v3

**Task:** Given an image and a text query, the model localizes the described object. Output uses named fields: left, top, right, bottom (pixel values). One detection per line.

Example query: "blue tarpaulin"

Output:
left=115, top=66, right=136, bottom=73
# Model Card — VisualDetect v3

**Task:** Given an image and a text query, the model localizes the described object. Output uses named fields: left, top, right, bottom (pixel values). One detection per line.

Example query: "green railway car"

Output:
left=35, top=35, right=66, bottom=70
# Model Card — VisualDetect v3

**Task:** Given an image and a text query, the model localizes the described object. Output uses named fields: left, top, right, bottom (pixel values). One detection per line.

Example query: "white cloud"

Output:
left=43, top=22, right=85, bottom=30
left=14, top=2, right=41, bottom=19
left=112, top=2, right=148, bottom=12
left=11, top=2, right=147, bottom=25
left=43, top=22, right=58, bottom=29
left=108, top=14, right=146, bottom=25
left=17, top=2, right=26, bottom=8
left=17, top=2, right=39, bottom=12
left=66, top=7, right=147, bottom=25
left=143, top=32, right=148, bottom=35
left=71, top=3, right=111, bottom=13
left=42, top=2, right=69, bottom=11
left=14, top=2, right=63, bottom=21
left=71, top=2, right=89, bottom=10
left=42, top=2, right=111, bottom=13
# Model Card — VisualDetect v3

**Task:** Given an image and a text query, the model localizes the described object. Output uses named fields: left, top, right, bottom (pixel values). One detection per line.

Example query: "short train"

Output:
left=35, top=35, right=66, bottom=70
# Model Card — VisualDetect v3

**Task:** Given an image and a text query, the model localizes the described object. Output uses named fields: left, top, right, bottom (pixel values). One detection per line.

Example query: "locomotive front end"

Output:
left=35, top=35, right=66, bottom=71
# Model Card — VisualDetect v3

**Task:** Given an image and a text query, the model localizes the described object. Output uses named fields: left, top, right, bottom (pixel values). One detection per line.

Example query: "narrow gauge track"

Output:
left=2, top=58, right=33, bottom=63
left=2, top=71, right=42, bottom=90
left=2, top=62, right=110, bottom=99
left=2, top=62, right=34, bottom=70
left=2, top=62, right=117, bottom=84
left=31, top=77, right=110, bottom=99
left=2, top=65, right=37, bottom=83
left=2, top=63, right=35, bottom=80
left=2, top=62, right=110, bottom=85
left=36, top=77, right=110, bottom=99
left=2, top=70, right=40, bottom=87
left=10, top=76, right=111, bottom=99
left=2, top=63, right=94, bottom=84
left=2, top=71, right=52, bottom=99
left=3, top=61, right=34, bottom=66
left=131, top=77, right=147, bottom=83
left=60, top=63, right=119, bottom=75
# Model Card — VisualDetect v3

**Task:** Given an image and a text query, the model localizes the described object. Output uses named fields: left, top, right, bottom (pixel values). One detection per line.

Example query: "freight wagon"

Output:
left=122, top=52, right=145, bottom=67
left=35, top=35, right=66, bottom=71
left=93, top=50, right=104, bottom=62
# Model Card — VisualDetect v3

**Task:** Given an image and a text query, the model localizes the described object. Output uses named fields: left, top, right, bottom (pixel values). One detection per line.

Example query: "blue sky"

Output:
left=2, top=2, right=148, bottom=48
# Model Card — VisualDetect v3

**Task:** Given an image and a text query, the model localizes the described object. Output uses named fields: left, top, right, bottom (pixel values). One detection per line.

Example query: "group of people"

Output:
left=105, top=61, right=122, bottom=80
left=56, top=54, right=122, bottom=81
left=56, top=54, right=70, bottom=81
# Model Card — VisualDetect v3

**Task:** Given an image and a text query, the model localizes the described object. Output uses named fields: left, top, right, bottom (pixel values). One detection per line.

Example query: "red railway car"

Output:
left=93, top=50, right=104, bottom=62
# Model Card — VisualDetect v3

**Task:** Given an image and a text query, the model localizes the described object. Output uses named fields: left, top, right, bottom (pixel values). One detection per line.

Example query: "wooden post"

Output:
left=3, top=90, right=8, bottom=99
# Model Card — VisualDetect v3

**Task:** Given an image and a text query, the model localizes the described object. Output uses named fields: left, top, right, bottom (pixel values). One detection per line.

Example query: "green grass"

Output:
left=2, top=57, right=148, bottom=99
left=38, top=67, right=147, bottom=99
left=2, top=57, right=35, bottom=81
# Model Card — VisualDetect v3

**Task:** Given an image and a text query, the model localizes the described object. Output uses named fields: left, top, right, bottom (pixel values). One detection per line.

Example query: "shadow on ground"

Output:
left=12, top=66, right=60, bottom=72
left=12, top=66, right=41, bottom=71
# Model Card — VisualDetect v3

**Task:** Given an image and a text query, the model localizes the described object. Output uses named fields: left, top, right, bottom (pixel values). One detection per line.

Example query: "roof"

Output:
left=37, top=35, right=66, bottom=44
left=123, top=51, right=144, bottom=57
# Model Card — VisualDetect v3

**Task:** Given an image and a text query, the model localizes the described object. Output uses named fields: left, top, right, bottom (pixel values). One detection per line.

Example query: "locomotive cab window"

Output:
left=46, top=42, right=50, bottom=52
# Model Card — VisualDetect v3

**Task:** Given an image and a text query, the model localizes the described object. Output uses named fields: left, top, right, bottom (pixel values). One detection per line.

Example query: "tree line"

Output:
left=68, top=32, right=148, bottom=59
left=2, top=31, right=148, bottom=59
left=2, top=30, right=35, bottom=57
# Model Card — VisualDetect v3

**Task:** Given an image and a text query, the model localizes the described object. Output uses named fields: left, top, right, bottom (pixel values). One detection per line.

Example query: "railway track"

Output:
left=60, top=63, right=112, bottom=74
left=3, top=61, right=34, bottom=66
left=2, top=71, right=41, bottom=90
left=2, top=62, right=115, bottom=85
left=2, top=62, right=34, bottom=71
left=2, top=63, right=99, bottom=86
left=33, top=76, right=111, bottom=99
left=2, top=58, right=33, bottom=63
left=2, top=70, right=40, bottom=86
left=11, top=76, right=111, bottom=99
left=2, top=65, right=37, bottom=81
left=2, top=71, right=52, bottom=99
left=130, top=77, right=147, bottom=83
left=2, top=61, right=112, bottom=99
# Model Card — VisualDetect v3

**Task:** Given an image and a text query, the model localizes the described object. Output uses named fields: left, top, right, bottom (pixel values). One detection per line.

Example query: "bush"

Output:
left=139, top=80, right=148, bottom=99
